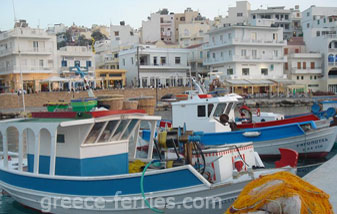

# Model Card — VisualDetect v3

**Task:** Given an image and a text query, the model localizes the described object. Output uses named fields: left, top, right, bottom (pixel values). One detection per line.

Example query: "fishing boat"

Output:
left=171, top=94, right=337, bottom=158
left=0, top=110, right=296, bottom=214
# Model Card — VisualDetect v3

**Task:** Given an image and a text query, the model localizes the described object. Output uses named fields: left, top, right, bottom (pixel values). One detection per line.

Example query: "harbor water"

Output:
left=0, top=106, right=336, bottom=213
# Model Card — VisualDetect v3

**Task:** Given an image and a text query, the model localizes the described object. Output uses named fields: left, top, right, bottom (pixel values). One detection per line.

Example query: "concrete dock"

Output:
left=304, top=153, right=337, bottom=212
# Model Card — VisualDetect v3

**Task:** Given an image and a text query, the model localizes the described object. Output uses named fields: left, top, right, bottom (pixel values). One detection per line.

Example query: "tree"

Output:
left=91, top=30, right=107, bottom=41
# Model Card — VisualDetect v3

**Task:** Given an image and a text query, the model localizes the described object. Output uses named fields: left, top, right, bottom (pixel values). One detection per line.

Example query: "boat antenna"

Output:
left=12, top=0, right=26, bottom=113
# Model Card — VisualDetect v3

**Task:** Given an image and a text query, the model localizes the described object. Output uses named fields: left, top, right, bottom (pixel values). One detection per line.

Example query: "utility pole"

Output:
left=137, top=46, right=140, bottom=88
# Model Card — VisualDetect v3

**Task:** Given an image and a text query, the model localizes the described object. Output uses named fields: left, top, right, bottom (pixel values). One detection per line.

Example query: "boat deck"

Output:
left=304, top=153, right=337, bottom=212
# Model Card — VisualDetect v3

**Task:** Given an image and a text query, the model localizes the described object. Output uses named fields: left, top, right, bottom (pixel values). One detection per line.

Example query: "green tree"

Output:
left=91, top=30, right=107, bottom=41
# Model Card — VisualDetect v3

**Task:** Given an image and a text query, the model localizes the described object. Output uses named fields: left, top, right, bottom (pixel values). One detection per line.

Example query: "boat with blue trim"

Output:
left=0, top=109, right=296, bottom=213
left=171, top=94, right=337, bottom=158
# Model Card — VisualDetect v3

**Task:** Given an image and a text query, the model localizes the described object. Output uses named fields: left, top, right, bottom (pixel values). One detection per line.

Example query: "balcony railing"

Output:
left=0, top=65, right=53, bottom=73
left=204, top=39, right=285, bottom=49
left=329, top=48, right=337, bottom=52
left=328, top=62, right=337, bottom=66
left=291, top=67, right=322, bottom=74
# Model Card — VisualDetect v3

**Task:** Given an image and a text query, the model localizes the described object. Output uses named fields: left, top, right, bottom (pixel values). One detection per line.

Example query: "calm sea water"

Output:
left=0, top=106, right=336, bottom=213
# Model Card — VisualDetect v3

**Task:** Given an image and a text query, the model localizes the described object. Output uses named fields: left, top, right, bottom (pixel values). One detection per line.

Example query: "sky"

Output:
left=0, top=0, right=336, bottom=31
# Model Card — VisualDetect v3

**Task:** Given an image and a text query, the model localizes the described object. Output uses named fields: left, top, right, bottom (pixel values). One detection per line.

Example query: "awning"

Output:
left=224, top=79, right=251, bottom=85
left=41, top=76, right=69, bottom=82
left=287, top=84, right=305, bottom=89
left=246, top=79, right=274, bottom=85
left=271, top=79, right=296, bottom=85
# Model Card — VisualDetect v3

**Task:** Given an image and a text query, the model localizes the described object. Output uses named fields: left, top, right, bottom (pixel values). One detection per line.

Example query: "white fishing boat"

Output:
left=0, top=110, right=297, bottom=214
left=171, top=94, right=337, bottom=158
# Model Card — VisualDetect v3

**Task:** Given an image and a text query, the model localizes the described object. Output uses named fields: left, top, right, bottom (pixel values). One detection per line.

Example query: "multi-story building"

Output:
left=186, top=44, right=208, bottom=77
left=302, top=6, right=337, bottom=92
left=110, top=21, right=139, bottom=50
left=203, top=25, right=288, bottom=94
left=284, top=37, right=323, bottom=92
left=0, top=23, right=57, bottom=92
left=220, top=1, right=251, bottom=27
left=250, top=5, right=302, bottom=39
left=178, top=23, right=209, bottom=48
left=119, top=45, right=190, bottom=87
left=174, top=8, right=205, bottom=43
left=141, top=9, right=175, bottom=44
left=57, top=46, right=95, bottom=79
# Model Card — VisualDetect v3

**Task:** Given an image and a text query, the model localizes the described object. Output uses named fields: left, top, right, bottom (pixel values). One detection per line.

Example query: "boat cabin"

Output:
left=0, top=111, right=159, bottom=176
left=171, top=94, right=241, bottom=133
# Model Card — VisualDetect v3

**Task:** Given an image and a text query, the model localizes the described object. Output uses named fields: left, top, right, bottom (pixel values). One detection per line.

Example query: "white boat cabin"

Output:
left=0, top=112, right=160, bottom=176
left=171, top=94, right=241, bottom=133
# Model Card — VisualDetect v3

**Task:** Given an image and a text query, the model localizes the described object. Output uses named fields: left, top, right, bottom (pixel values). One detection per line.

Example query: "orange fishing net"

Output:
left=226, top=171, right=333, bottom=214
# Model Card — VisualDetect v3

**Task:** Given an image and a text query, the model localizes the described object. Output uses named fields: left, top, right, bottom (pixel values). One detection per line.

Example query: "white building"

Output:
left=57, top=46, right=95, bottom=79
left=302, top=6, right=337, bottom=92
left=178, top=23, right=210, bottom=48
left=141, top=10, right=175, bottom=44
left=186, top=44, right=208, bottom=77
left=220, top=1, right=251, bottom=27
left=47, top=23, right=67, bottom=35
left=110, top=22, right=139, bottom=50
left=203, top=25, right=289, bottom=94
left=0, top=24, right=57, bottom=92
left=284, top=37, right=323, bottom=92
left=119, top=45, right=190, bottom=87
left=250, top=6, right=302, bottom=39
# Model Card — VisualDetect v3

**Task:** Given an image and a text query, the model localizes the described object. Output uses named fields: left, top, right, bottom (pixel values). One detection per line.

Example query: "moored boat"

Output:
left=0, top=110, right=296, bottom=213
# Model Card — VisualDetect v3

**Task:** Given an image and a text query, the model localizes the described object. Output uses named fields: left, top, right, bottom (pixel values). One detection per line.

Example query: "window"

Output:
left=303, top=62, right=306, bottom=69
left=316, top=31, right=320, bottom=37
left=285, top=63, right=288, bottom=70
left=214, top=103, right=227, bottom=117
left=33, top=41, right=39, bottom=50
left=175, top=57, right=181, bottom=64
left=301, top=76, right=304, bottom=80
left=273, top=33, right=278, bottom=40
left=295, top=49, right=299, bottom=53
left=285, top=15, right=289, bottom=20
left=200, top=51, right=203, bottom=59
left=114, top=31, right=119, bottom=36
left=122, top=59, right=125, bottom=66
left=197, top=105, right=206, bottom=117
left=57, top=134, right=65, bottom=143
left=237, top=13, right=243, bottom=17
left=153, top=57, right=157, bottom=65
left=75, top=60, right=80, bottom=67
left=324, top=18, right=326, bottom=23
left=180, top=17, right=185, bottom=21
left=329, top=17, right=332, bottom=23
left=97, top=120, right=119, bottom=142
left=121, top=119, right=138, bottom=140
left=84, top=122, right=106, bottom=144
left=270, top=64, right=274, bottom=71
left=212, top=53, right=216, bottom=59
left=225, top=102, right=233, bottom=115
left=273, top=50, right=278, bottom=57
left=228, top=33, right=232, bottom=39
left=242, top=68, right=249, bottom=76
left=131, top=57, right=134, bottom=65
left=311, top=62, right=315, bottom=69
left=241, top=49, right=247, bottom=57
left=220, top=52, right=223, bottom=57
left=160, top=57, right=166, bottom=65
left=130, top=31, right=134, bottom=36
left=220, top=35, right=223, bottom=41
left=310, top=76, right=313, bottom=80
left=111, top=120, right=130, bottom=141
left=297, top=62, right=301, bottom=69
left=227, top=68, right=233, bottom=75
left=284, top=48, right=288, bottom=55
left=252, top=50, right=257, bottom=58
left=208, top=104, right=214, bottom=117
left=261, top=68, right=268, bottom=75
left=297, top=76, right=300, bottom=80
left=317, top=20, right=320, bottom=25
left=86, top=61, right=92, bottom=67
left=61, top=60, right=67, bottom=67
left=39, top=60, right=44, bottom=67
left=314, top=76, right=317, bottom=80
left=285, top=24, right=289, bottom=30
left=307, top=23, right=310, bottom=28
left=228, top=50, right=232, bottom=56
left=307, top=12, right=310, bottom=17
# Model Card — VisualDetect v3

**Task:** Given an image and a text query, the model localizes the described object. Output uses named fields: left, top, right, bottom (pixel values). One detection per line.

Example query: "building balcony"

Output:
left=0, top=28, right=51, bottom=40
left=139, top=63, right=190, bottom=70
left=203, top=55, right=286, bottom=65
left=0, top=48, right=53, bottom=57
left=290, top=67, right=322, bottom=74
left=0, top=65, right=55, bottom=74
left=329, top=48, right=337, bottom=53
left=203, top=39, right=285, bottom=50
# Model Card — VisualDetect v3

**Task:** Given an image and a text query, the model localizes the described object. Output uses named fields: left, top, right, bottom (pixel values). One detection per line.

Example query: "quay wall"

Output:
left=0, top=87, right=189, bottom=109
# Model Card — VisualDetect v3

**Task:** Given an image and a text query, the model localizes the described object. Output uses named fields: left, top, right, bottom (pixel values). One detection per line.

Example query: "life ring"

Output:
left=256, top=108, right=261, bottom=117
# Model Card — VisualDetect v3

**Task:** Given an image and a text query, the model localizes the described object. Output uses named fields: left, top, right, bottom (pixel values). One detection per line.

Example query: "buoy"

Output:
left=234, top=157, right=244, bottom=172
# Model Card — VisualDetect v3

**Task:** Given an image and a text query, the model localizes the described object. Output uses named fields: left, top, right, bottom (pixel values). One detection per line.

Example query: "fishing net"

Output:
left=226, top=171, right=333, bottom=214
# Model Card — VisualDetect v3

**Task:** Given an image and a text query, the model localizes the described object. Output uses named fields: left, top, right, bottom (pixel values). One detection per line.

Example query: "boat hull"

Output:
left=201, top=126, right=337, bottom=158
left=0, top=167, right=292, bottom=214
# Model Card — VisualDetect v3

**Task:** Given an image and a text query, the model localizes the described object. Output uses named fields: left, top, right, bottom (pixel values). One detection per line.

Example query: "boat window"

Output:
left=57, top=134, right=65, bottom=143
left=84, top=122, right=105, bottom=144
left=98, top=120, right=119, bottom=143
left=213, top=103, right=227, bottom=117
left=300, top=123, right=312, bottom=132
left=208, top=104, right=214, bottom=117
left=136, top=121, right=152, bottom=159
left=225, top=102, right=234, bottom=115
left=197, top=105, right=206, bottom=117
left=111, top=120, right=130, bottom=141
left=121, top=119, right=139, bottom=140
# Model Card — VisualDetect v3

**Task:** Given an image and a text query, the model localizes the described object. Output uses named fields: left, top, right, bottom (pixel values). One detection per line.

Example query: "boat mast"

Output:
left=12, top=0, right=26, bottom=113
